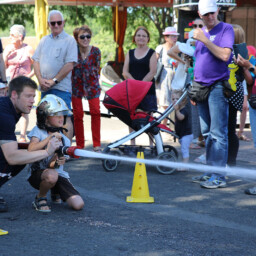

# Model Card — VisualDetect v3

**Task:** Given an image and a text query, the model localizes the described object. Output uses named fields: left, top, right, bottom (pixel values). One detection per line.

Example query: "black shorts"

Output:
left=28, top=169, right=80, bottom=202
left=0, top=164, right=26, bottom=187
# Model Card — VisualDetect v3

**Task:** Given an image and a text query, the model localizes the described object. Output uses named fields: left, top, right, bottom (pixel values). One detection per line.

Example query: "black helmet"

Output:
left=36, top=94, right=72, bottom=131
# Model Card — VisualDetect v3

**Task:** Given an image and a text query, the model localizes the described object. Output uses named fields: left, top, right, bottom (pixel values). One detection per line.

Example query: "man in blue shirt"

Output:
left=0, top=76, right=61, bottom=213
left=192, top=0, right=234, bottom=188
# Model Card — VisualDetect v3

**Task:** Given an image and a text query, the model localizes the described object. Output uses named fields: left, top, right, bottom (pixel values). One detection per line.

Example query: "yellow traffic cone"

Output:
left=126, top=151, right=154, bottom=203
left=0, top=229, right=8, bottom=235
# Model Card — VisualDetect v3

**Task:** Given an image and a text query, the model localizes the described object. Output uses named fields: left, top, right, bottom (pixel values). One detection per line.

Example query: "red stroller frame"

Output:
left=103, top=79, right=188, bottom=174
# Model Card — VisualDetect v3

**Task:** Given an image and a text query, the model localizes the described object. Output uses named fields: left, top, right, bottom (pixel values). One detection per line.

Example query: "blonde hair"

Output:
left=232, top=24, right=245, bottom=44
left=171, top=89, right=187, bottom=108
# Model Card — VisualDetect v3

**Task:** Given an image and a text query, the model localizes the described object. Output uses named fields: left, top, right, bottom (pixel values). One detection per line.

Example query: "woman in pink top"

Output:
left=4, top=24, right=34, bottom=142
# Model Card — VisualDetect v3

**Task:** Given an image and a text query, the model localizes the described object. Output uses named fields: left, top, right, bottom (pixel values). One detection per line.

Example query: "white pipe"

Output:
left=74, top=149, right=256, bottom=180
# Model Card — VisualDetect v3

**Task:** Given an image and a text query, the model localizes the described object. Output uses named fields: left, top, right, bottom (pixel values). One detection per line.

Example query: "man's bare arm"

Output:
left=193, top=28, right=232, bottom=62
left=1, top=137, right=61, bottom=165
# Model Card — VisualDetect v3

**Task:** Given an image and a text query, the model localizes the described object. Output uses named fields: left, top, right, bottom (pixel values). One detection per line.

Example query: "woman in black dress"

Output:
left=123, top=26, right=157, bottom=145
left=123, top=26, right=157, bottom=112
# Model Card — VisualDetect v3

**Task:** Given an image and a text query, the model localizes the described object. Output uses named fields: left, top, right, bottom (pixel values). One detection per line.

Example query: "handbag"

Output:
left=222, top=80, right=236, bottom=99
left=248, top=95, right=256, bottom=109
left=187, top=81, right=211, bottom=102
left=154, top=47, right=164, bottom=83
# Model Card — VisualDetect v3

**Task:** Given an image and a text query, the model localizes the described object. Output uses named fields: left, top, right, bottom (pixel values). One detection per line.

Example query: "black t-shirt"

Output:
left=0, top=97, right=21, bottom=169
left=0, top=39, right=3, bottom=54
left=175, top=102, right=192, bottom=138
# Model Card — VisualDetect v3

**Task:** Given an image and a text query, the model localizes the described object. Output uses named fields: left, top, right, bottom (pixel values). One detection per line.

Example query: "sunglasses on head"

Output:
left=193, top=24, right=203, bottom=28
left=79, top=35, right=91, bottom=40
left=50, top=21, right=63, bottom=26
left=203, top=12, right=215, bottom=17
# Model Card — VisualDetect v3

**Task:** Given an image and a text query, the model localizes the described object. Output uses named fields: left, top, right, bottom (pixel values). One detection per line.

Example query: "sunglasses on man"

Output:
left=193, top=24, right=203, bottom=28
left=79, top=35, right=91, bottom=40
left=50, top=21, right=63, bottom=26
left=203, top=12, right=215, bottom=17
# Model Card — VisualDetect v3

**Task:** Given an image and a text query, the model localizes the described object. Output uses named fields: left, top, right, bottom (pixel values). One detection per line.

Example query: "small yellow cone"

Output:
left=0, top=229, right=8, bottom=235
left=126, top=151, right=154, bottom=203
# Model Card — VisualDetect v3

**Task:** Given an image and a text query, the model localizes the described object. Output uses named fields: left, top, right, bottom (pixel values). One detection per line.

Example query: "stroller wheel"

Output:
left=163, top=145, right=179, bottom=158
left=156, top=151, right=177, bottom=175
left=102, top=150, right=121, bottom=172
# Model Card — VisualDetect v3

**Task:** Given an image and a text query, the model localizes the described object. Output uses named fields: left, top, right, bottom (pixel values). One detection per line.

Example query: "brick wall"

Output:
left=226, top=7, right=256, bottom=47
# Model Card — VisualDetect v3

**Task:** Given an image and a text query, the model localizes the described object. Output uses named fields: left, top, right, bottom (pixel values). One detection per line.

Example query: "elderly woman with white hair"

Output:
left=3, top=24, right=34, bottom=142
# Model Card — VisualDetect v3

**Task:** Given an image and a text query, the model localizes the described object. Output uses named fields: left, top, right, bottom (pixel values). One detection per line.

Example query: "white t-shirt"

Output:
left=172, top=42, right=195, bottom=90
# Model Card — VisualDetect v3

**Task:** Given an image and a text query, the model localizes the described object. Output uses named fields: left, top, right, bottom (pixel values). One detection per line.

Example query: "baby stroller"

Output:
left=99, top=61, right=124, bottom=92
left=102, top=79, right=188, bottom=174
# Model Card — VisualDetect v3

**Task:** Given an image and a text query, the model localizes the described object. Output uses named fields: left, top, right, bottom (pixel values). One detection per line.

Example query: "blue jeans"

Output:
left=41, top=89, right=72, bottom=110
left=249, top=105, right=256, bottom=148
left=197, top=83, right=229, bottom=167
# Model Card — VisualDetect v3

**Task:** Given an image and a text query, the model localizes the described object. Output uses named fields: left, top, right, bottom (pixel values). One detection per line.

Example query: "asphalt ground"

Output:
left=1, top=109, right=256, bottom=256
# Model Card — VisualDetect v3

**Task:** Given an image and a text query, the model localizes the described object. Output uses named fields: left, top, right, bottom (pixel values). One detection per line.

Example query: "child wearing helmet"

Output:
left=27, top=94, right=84, bottom=212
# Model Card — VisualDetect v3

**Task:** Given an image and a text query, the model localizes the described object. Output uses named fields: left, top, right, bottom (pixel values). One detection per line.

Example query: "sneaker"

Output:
left=194, top=154, right=206, bottom=164
left=0, top=197, right=8, bottom=213
left=245, top=186, right=256, bottom=195
left=200, top=174, right=227, bottom=189
left=192, top=173, right=211, bottom=183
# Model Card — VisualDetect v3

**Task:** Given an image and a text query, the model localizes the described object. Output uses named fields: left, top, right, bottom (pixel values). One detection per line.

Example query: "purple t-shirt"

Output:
left=194, top=22, right=234, bottom=86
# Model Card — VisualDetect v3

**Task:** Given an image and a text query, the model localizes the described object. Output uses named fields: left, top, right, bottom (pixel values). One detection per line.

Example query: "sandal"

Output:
left=93, top=147, right=102, bottom=153
left=18, top=137, right=27, bottom=143
left=51, top=194, right=62, bottom=204
left=238, top=134, right=251, bottom=142
left=32, top=196, right=51, bottom=213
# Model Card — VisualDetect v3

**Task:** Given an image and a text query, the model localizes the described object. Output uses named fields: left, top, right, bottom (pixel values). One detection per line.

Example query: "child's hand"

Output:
left=46, top=137, right=62, bottom=155
left=56, top=156, right=65, bottom=166
left=51, top=132, right=62, bottom=141
left=190, top=100, right=197, bottom=106
left=174, top=104, right=180, bottom=111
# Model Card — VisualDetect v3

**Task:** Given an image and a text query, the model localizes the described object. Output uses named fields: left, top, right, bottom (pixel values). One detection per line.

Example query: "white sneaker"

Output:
left=194, top=154, right=206, bottom=164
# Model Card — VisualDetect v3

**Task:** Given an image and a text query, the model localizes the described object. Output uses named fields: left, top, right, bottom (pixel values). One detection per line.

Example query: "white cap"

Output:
left=178, top=42, right=195, bottom=57
left=198, top=0, right=218, bottom=16
left=163, top=27, right=180, bottom=36
left=0, top=83, right=7, bottom=89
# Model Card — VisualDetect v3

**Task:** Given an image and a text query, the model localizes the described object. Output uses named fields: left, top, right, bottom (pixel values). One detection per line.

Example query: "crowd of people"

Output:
left=1, top=0, right=256, bottom=235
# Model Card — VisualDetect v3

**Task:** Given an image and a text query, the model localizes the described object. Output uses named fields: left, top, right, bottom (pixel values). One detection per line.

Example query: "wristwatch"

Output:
left=249, top=66, right=255, bottom=73
left=53, top=78, right=59, bottom=84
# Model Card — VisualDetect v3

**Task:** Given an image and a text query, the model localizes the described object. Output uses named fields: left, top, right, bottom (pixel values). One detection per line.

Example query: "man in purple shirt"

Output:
left=192, top=0, right=234, bottom=189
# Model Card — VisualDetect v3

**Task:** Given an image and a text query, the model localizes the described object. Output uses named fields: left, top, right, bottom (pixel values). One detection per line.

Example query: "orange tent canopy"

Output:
left=0, top=0, right=172, bottom=6
left=46, top=0, right=173, bottom=7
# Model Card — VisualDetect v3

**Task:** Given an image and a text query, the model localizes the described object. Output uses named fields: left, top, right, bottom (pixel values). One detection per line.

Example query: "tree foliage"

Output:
left=0, top=4, right=34, bottom=30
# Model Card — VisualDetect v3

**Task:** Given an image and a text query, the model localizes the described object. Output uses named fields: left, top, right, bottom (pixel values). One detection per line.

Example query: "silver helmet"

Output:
left=38, top=94, right=72, bottom=117
left=36, top=94, right=72, bottom=130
